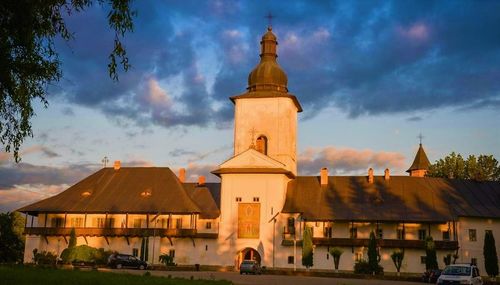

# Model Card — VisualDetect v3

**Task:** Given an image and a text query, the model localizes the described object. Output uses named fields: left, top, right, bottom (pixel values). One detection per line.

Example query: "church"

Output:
left=19, top=27, right=500, bottom=274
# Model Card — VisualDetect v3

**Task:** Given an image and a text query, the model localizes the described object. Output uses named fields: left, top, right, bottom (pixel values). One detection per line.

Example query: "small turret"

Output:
left=407, top=144, right=431, bottom=177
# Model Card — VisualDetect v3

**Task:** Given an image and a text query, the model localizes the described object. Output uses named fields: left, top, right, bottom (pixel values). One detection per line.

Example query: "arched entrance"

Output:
left=235, top=248, right=261, bottom=269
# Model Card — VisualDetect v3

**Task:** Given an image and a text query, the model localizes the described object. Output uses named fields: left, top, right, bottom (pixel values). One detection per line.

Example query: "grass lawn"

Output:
left=0, top=266, right=232, bottom=285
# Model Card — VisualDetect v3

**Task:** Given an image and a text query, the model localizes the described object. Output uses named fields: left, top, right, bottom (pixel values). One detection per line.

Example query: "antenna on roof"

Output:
left=101, top=156, right=109, bottom=168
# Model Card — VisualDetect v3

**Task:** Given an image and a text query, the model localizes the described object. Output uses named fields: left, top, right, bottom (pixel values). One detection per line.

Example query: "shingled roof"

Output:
left=407, top=144, right=431, bottom=172
left=282, top=176, right=500, bottom=222
left=183, top=183, right=221, bottom=219
left=18, top=167, right=202, bottom=215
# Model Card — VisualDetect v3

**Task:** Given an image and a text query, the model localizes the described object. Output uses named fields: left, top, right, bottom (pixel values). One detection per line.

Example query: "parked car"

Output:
left=239, top=260, right=261, bottom=275
left=421, top=269, right=442, bottom=283
left=436, top=264, right=482, bottom=285
left=108, top=253, right=148, bottom=270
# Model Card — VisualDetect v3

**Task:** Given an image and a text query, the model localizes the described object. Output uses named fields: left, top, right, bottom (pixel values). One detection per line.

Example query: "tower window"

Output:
left=256, top=135, right=268, bottom=155
left=235, top=197, right=242, bottom=202
left=253, top=197, right=259, bottom=202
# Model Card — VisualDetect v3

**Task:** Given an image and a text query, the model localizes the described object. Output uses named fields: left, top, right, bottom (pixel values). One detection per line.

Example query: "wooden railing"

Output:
left=24, top=227, right=218, bottom=239
left=282, top=237, right=458, bottom=250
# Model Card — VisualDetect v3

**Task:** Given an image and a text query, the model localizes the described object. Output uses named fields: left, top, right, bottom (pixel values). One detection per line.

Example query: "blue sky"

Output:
left=1, top=0, right=500, bottom=212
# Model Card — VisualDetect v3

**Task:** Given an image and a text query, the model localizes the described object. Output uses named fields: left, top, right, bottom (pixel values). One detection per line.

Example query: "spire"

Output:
left=247, top=27, right=288, bottom=93
left=407, top=143, right=431, bottom=177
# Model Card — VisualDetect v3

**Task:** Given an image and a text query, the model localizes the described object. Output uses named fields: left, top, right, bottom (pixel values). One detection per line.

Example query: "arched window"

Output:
left=256, top=135, right=268, bottom=155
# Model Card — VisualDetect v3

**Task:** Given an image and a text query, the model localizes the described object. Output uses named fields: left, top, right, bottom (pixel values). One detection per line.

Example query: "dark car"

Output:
left=239, top=260, right=261, bottom=275
left=108, top=253, right=147, bottom=270
left=421, top=269, right=442, bottom=283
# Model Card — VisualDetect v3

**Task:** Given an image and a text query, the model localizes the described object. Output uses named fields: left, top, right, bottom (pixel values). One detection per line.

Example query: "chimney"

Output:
left=384, top=168, right=390, bottom=180
left=368, top=168, right=374, bottom=183
left=320, top=167, right=328, bottom=186
left=198, top=175, right=206, bottom=186
left=113, top=160, right=121, bottom=170
left=178, top=168, right=186, bottom=183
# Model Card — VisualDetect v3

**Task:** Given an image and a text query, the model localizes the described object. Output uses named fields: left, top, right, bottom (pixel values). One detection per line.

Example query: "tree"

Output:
left=0, top=0, right=135, bottom=162
left=425, top=236, right=439, bottom=270
left=427, top=152, right=466, bottom=179
left=391, top=250, right=404, bottom=275
left=329, top=247, right=343, bottom=271
left=483, top=231, right=499, bottom=277
left=68, top=228, right=77, bottom=248
left=427, top=152, right=500, bottom=181
left=367, top=231, right=382, bottom=274
left=302, top=226, right=313, bottom=269
left=0, top=212, right=25, bottom=263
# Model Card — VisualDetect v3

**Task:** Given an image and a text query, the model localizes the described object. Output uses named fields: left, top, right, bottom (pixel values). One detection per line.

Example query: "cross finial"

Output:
left=417, top=133, right=424, bottom=145
left=265, top=12, right=274, bottom=29
left=249, top=127, right=257, bottom=148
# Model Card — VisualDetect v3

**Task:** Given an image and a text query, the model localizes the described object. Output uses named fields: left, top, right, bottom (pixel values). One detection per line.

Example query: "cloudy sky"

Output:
left=1, top=0, right=500, bottom=212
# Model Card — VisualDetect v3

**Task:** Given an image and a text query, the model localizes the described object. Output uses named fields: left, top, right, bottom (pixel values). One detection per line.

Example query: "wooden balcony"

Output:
left=282, top=237, right=458, bottom=250
left=24, top=227, right=218, bottom=239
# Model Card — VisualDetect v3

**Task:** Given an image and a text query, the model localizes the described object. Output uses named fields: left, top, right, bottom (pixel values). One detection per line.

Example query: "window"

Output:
left=235, top=197, right=242, bottom=202
left=485, top=230, right=492, bottom=235
left=70, top=217, right=83, bottom=228
left=287, top=256, right=294, bottom=264
left=376, top=228, right=383, bottom=239
left=256, top=136, right=268, bottom=155
left=287, top=217, right=295, bottom=234
left=51, top=217, right=64, bottom=228
left=418, top=229, right=427, bottom=240
left=133, top=219, right=142, bottom=228
left=132, top=248, right=139, bottom=257
left=95, top=217, right=106, bottom=228
left=397, top=229, right=405, bottom=240
left=355, top=253, right=363, bottom=262
left=326, top=253, right=329, bottom=260
left=471, top=258, right=477, bottom=266
left=350, top=227, right=358, bottom=239
left=420, top=256, right=426, bottom=264
left=469, top=229, right=477, bottom=241
left=175, top=218, right=182, bottom=229
left=442, top=230, right=450, bottom=241
left=106, top=218, right=115, bottom=228
left=253, top=197, right=259, bottom=202
left=205, top=222, right=212, bottom=229
left=205, top=245, right=208, bottom=251
left=169, top=249, right=175, bottom=258
left=324, top=226, right=332, bottom=238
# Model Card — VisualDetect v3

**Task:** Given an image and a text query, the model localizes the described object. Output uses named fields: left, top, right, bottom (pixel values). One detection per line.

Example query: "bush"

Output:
left=354, top=260, right=383, bottom=274
left=391, top=250, right=404, bottom=273
left=33, top=249, right=57, bottom=266
left=159, top=253, right=176, bottom=266
left=60, top=245, right=113, bottom=265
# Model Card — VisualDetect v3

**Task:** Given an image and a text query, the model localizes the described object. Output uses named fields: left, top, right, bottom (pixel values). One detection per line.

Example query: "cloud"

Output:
left=298, top=146, right=406, bottom=176
left=406, top=116, right=423, bottom=122
left=177, top=163, right=219, bottom=183
left=22, top=145, right=60, bottom=158
left=0, top=162, right=96, bottom=188
left=46, top=1, right=500, bottom=130
left=0, top=184, right=68, bottom=213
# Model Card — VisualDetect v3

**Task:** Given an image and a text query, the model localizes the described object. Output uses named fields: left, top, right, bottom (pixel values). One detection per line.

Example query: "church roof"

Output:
left=407, top=144, right=431, bottom=172
left=282, top=176, right=500, bottom=222
left=247, top=27, right=288, bottom=93
left=17, top=167, right=203, bottom=215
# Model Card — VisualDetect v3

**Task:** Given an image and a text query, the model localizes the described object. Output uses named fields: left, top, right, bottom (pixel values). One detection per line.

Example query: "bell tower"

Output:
left=230, top=27, right=302, bottom=175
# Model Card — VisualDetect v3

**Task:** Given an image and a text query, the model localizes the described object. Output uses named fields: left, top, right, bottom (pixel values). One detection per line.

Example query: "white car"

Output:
left=437, top=264, right=483, bottom=285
